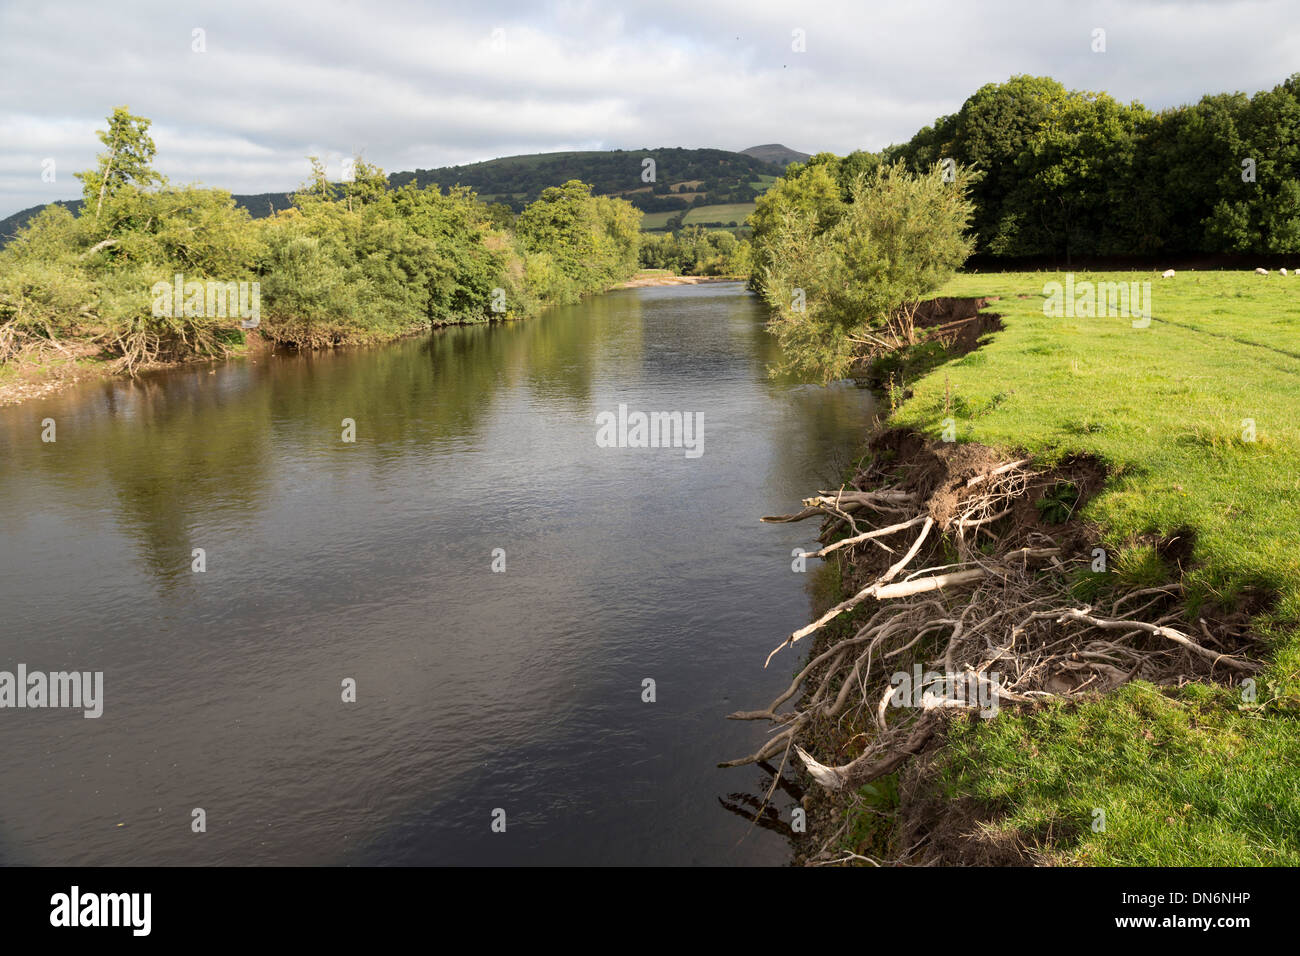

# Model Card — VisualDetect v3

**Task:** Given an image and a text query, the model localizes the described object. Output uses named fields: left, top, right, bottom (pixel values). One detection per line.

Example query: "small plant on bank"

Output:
left=1034, top=481, right=1080, bottom=524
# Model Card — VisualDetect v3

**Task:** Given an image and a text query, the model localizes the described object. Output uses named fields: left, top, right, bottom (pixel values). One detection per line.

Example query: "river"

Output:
left=0, top=281, right=875, bottom=865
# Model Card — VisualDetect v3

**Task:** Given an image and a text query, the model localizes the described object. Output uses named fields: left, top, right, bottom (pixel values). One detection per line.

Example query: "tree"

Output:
left=515, top=180, right=641, bottom=296
left=1204, top=75, right=1300, bottom=252
left=293, top=156, right=338, bottom=209
left=344, top=156, right=389, bottom=212
left=945, top=76, right=1067, bottom=252
left=759, top=161, right=976, bottom=382
left=74, top=107, right=163, bottom=221
left=1007, top=91, right=1149, bottom=262
left=748, top=156, right=844, bottom=292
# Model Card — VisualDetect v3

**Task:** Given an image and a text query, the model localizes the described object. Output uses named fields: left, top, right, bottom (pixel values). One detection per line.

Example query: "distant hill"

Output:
left=0, top=146, right=787, bottom=246
left=740, top=144, right=811, bottom=166
left=0, top=193, right=300, bottom=246
left=0, top=199, right=83, bottom=242
left=388, top=147, right=783, bottom=212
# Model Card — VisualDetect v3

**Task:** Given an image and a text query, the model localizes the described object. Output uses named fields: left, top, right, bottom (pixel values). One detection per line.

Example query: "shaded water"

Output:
left=0, top=282, right=875, bottom=865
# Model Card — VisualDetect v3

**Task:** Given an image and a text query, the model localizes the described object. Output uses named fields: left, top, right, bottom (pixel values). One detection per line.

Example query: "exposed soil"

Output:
left=0, top=342, right=110, bottom=407
left=909, top=296, right=1004, bottom=358
left=893, top=749, right=1047, bottom=866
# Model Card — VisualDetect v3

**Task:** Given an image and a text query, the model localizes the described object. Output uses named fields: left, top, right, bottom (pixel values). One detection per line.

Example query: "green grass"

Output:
left=941, top=683, right=1300, bottom=865
left=894, top=270, right=1300, bottom=865
left=640, top=202, right=757, bottom=230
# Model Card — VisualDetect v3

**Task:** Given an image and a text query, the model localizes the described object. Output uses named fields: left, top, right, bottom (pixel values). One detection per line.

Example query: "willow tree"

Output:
left=759, top=160, right=977, bottom=383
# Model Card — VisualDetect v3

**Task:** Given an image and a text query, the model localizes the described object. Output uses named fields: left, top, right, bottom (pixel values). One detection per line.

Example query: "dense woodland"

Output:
left=880, top=73, right=1300, bottom=259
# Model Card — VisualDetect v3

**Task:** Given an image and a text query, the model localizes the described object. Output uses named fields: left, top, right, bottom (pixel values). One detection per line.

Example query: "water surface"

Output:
left=0, top=282, right=875, bottom=865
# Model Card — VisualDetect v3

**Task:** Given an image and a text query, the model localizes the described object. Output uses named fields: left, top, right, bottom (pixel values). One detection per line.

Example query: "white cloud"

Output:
left=1, top=0, right=1298, bottom=216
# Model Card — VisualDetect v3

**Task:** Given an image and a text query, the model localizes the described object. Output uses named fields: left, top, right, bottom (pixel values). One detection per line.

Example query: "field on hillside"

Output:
left=892, top=270, right=1300, bottom=865
left=640, top=202, right=757, bottom=230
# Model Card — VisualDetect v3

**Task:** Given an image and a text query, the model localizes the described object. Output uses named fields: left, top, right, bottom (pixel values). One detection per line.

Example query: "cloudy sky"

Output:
left=1, top=0, right=1297, bottom=217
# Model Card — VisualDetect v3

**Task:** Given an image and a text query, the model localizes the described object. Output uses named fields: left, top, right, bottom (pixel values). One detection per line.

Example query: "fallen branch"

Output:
left=801, top=516, right=928, bottom=558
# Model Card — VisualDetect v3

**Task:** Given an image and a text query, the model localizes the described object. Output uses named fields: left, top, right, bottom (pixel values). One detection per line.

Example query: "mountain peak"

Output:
left=740, top=144, right=811, bottom=166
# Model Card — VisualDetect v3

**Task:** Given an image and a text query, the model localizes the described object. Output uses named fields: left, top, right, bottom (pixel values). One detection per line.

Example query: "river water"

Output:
left=0, top=282, right=875, bottom=865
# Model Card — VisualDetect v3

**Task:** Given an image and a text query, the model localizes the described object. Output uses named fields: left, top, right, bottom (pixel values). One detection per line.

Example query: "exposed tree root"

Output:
left=725, top=435, right=1262, bottom=818
left=108, top=315, right=235, bottom=376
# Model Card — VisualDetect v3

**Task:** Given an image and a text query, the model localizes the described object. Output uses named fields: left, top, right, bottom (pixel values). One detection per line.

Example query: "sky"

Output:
left=1, top=0, right=1298, bottom=218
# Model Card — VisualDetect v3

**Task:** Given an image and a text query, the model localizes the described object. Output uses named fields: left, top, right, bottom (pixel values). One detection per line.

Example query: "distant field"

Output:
left=640, top=202, right=757, bottom=231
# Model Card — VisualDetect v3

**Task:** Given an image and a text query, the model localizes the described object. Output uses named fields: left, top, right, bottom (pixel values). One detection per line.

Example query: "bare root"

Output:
left=725, top=447, right=1261, bottom=801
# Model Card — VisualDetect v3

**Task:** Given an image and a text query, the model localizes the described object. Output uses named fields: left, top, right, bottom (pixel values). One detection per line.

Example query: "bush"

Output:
left=758, top=160, right=977, bottom=382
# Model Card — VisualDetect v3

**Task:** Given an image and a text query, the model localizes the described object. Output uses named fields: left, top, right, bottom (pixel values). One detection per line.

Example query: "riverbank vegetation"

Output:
left=637, top=226, right=752, bottom=277
left=889, top=272, right=1300, bottom=864
left=750, top=157, right=978, bottom=382
left=0, top=108, right=641, bottom=379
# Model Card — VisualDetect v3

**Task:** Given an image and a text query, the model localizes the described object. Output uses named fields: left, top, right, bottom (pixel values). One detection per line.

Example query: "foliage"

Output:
left=514, top=180, right=642, bottom=300
left=886, top=73, right=1300, bottom=258
left=0, top=110, right=643, bottom=369
left=74, top=106, right=165, bottom=222
left=755, top=161, right=977, bottom=382
left=638, top=226, right=751, bottom=275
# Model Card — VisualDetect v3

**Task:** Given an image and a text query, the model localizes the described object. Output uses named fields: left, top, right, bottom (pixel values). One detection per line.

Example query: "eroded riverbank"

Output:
left=746, top=279, right=1295, bottom=866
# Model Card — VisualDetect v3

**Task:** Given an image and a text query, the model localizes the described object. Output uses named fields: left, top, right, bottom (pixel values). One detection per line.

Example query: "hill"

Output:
left=740, top=144, right=811, bottom=166
left=0, top=147, right=785, bottom=245
left=388, top=147, right=783, bottom=212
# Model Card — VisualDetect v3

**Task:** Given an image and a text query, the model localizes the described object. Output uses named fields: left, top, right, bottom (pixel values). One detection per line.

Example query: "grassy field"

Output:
left=640, top=202, right=757, bottom=230
left=891, top=270, right=1300, bottom=864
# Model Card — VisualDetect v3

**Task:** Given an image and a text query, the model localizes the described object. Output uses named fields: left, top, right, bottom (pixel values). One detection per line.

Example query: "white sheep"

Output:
left=1282, top=268, right=1290, bottom=276
left=1161, top=269, right=1176, bottom=278
left=1256, top=267, right=1269, bottom=275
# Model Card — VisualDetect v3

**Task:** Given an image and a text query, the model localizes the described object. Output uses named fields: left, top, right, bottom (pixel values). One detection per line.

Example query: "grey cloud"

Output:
left=1, top=0, right=1297, bottom=216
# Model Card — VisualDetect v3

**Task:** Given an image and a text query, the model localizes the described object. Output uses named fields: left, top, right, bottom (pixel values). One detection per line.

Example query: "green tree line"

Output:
left=882, top=73, right=1300, bottom=259
left=638, top=226, right=752, bottom=276
left=0, top=108, right=642, bottom=371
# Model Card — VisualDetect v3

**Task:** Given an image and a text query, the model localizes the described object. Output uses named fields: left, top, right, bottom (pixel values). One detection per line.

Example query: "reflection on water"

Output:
left=0, top=282, right=875, bottom=865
